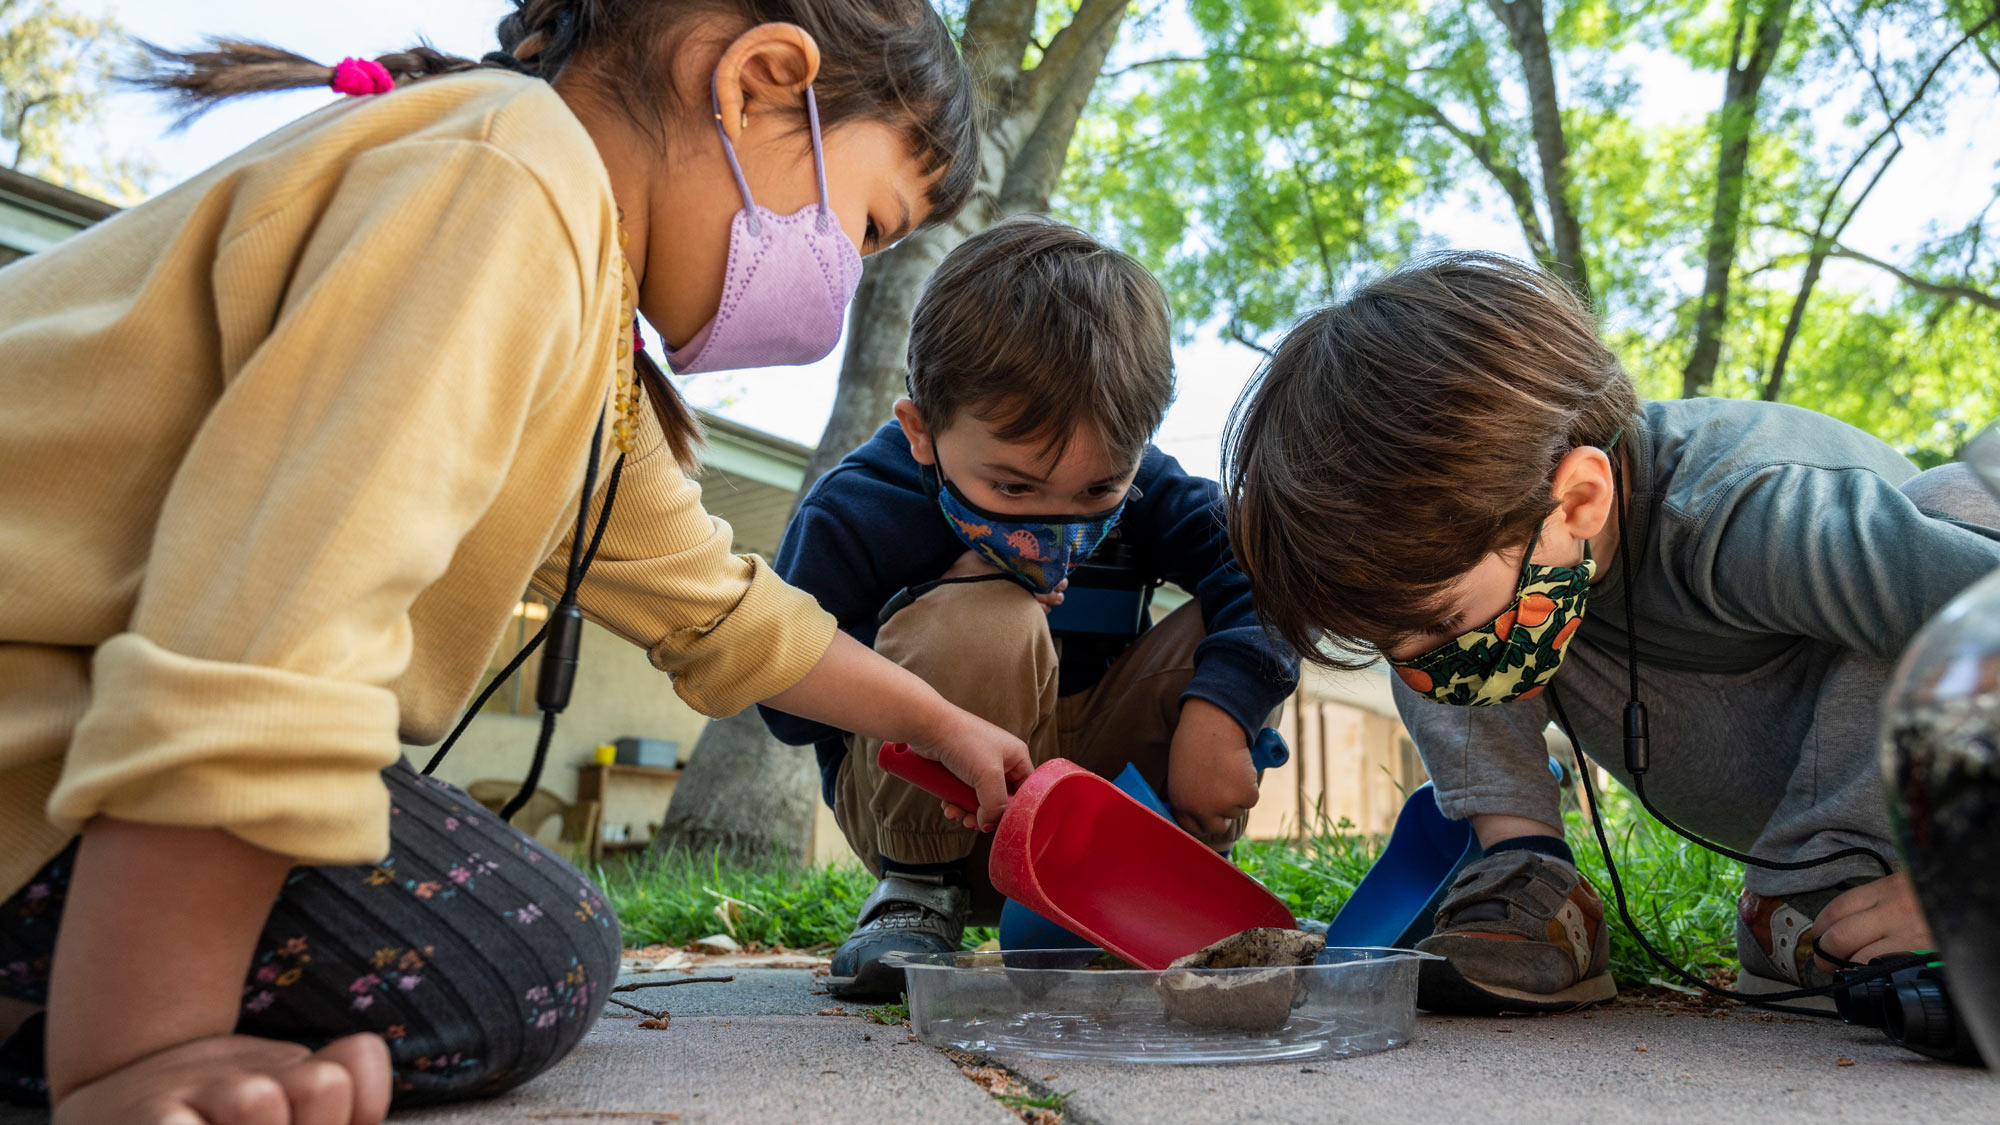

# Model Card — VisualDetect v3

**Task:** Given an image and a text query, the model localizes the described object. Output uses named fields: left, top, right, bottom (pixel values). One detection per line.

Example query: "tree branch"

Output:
left=1023, top=0, right=1129, bottom=113
left=8, top=93, right=57, bottom=169
left=960, top=0, right=1041, bottom=85
left=1292, top=164, right=1338, bottom=297
left=1105, top=50, right=1553, bottom=261
left=1223, top=323, right=1276, bottom=357
left=1821, top=0, right=1894, bottom=116
left=1482, top=0, right=1589, bottom=297
left=1681, top=0, right=1797, bottom=398
left=999, top=0, right=1128, bottom=213
left=1826, top=244, right=2000, bottom=312
left=1763, top=12, right=1993, bottom=401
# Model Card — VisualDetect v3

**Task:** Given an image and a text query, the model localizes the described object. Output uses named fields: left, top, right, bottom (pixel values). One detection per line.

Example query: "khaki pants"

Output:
left=834, top=578, right=1248, bottom=910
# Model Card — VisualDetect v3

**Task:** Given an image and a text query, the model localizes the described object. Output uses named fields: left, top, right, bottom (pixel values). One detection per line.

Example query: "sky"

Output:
left=66, top=0, right=2000, bottom=479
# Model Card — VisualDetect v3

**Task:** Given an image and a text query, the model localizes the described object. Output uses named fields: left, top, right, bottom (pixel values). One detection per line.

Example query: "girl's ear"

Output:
left=893, top=397, right=937, bottom=466
left=714, top=22, right=821, bottom=144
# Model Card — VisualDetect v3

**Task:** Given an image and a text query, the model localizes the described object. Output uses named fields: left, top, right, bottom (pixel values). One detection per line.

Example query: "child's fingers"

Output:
left=190, top=1071, right=289, bottom=1125
left=1812, top=878, right=1888, bottom=932
left=972, top=769, right=1013, bottom=830
left=1813, top=910, right=1881, bottom=963
left=1846, top=935, right=1919, bottom=968
left=311, top=1033, right=390, bottom=1125
left=1003, top=748, right=1034, bottom=786
left=277, top=1059, right=354, bottom=1125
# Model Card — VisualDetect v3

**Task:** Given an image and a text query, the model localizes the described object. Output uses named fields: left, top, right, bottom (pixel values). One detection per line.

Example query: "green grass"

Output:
left=1566, top=788, right=1741, bottom=987
left=997, top=1090, right=1076, bottom=1111
left=603, top=790, right=1741, bottom=987
left=600, top=846, right=994, bottom=950
left=599, top=846, right=875, bottom=949
left=864, top=1001, right=910, bottom=1025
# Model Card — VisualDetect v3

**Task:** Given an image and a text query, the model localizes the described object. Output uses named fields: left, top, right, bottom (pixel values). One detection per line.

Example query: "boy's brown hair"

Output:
left=1222, top=251, right=1639, bottom=669
left=906, top=215, right=1174, bottom=468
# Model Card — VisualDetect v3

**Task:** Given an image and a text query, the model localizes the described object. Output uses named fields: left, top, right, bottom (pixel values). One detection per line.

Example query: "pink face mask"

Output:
left=665, top=83, right=864, bottom=375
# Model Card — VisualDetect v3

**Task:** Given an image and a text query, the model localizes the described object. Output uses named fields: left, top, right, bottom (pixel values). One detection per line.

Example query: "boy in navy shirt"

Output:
left=760, top=217, right=1299, bottom=1000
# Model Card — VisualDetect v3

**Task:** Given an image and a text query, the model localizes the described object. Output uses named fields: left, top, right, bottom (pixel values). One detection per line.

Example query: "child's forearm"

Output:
left=762, top=631, right=960, bottom=747
left=1471, top=813, right=1564, bottom=849
left=765, top=631, right=1033, bottom=827
left=46, top=818, right=292, bottom=1101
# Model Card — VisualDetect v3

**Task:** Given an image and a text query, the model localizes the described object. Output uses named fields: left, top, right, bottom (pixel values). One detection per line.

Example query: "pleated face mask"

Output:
left=665, top=82, right=862, bottom=375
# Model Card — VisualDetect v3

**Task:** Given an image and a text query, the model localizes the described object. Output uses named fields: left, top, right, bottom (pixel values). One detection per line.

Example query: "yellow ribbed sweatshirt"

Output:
left=0, top=71, right=837, bottom=897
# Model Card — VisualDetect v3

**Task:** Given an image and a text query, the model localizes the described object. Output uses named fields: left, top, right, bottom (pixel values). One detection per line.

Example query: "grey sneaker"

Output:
left=828, top=873, right=968, bottom=1002
left=1414, top=850, right=1617, bottom=1014
left=1734, top=884, right=1860, bottom=1009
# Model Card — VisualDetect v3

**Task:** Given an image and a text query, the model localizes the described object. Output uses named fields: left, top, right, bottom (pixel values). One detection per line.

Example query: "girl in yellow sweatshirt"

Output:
left=0, top=2, right=1025, bottom=1121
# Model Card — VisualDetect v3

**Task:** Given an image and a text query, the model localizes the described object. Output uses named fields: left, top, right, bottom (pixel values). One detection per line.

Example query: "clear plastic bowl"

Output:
left=902, top=946, right=1437, bottom=1065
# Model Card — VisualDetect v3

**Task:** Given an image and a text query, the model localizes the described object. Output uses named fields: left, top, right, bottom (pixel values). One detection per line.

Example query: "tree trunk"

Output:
left=1681, top=0, right=1795, bottom=399
left=1484, top=0, right=1589, bottom=298
left=659, top=0, right=1130, bottom=866
left=651, top=708, right=819, bottom=865
left=793, top=216, right=983, bottom=495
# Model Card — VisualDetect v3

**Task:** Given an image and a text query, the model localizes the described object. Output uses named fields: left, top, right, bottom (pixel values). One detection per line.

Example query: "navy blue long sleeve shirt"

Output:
left=758, top=421, right=1301, bottom=806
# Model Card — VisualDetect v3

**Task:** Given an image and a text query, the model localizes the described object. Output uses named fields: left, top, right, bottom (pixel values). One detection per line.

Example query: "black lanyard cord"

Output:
left=1546, top=446, right=1907, bottom=1018
left=1605, top=451, right=1893, bottom=878
left=1551, top=684, right=1927, bottom=1017
left=421, top=408, right=627, bottom=825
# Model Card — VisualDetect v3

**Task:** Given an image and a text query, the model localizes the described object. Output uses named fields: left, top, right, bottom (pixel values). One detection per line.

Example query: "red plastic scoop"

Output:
left=879, top=743, right=1296, bottom=969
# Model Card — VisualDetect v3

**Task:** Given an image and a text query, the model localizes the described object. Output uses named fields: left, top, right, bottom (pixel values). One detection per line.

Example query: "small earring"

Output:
left=740, top=110, right=750, bottom=131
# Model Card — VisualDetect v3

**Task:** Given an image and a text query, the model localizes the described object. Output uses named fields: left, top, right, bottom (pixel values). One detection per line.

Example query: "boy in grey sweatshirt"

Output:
left=1223, top=251, right=2000, bottom=1012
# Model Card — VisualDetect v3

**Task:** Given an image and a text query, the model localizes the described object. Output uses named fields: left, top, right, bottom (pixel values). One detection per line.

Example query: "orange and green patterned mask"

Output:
left=1390, top=547, right=1593, bottom=707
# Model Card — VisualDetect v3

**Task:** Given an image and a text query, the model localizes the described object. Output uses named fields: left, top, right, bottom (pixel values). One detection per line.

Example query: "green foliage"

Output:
left=1062, top=0, right=2000, bottom=461
left=601, top=847, right=996, bottom=950
left=0, top=0, right=150, bottom=201
left=1242, top=790, right=1740, bottom=987
left=997, top=1089, right=1076, bottom=1111
left=864, top=1000, right=911, bottom=1025
left=600, top=847, right=877, bottom=949
left=1566, top=787, right=1742, bottom=986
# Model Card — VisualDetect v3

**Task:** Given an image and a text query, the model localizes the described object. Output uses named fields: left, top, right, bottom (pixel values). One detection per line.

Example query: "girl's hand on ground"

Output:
left=1165, top=698, right=1261, bottom=844
left=54, top=1032, right=390, bottom=1125
left=1812, top=872, right=1936, bottom=970
left=916, top=709, right=1034, bottom=831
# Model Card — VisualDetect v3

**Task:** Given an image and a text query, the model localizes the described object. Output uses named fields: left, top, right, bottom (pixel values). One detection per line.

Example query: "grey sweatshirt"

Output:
left=1394, top=397, right=2000, bottom=824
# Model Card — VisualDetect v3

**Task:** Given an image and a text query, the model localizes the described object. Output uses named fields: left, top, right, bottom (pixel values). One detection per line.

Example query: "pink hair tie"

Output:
left=330, top=57, right=394, bottom=97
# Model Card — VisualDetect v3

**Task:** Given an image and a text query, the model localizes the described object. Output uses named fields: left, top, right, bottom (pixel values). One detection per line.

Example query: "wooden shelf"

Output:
left=578, top=762, right=681, bottom=780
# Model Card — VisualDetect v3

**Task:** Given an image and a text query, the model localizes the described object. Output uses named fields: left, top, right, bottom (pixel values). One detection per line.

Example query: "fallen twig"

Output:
left=612, top=974, right=735, bottom=993
left=524, top=1104, right=680, bottom=1112
left=607, top=997, right=667, bottom=1020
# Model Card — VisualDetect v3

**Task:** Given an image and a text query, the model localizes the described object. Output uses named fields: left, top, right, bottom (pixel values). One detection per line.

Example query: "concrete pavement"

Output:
left=6, top=967, right=1994, bottom=1123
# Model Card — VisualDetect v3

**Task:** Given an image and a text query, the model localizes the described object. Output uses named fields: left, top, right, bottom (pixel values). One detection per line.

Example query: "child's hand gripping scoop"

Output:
left=879, top=742, right=1297, bottom=969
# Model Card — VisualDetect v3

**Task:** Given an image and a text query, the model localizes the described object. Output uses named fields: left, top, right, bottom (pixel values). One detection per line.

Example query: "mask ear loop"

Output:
left=708, top=80, right=835, bottom=237
left=803, top=86, right=834, bottom=234
left=710, top=77, right=764, bottom=236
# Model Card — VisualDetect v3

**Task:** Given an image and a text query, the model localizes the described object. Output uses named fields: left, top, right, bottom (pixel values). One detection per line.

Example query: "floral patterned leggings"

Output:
left=0, top=758, right=622, bottom=1109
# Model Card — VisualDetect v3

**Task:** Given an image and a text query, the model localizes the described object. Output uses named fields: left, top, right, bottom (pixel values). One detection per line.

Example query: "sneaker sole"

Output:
left=1732, top=969, right=1836, bottom=1011
left=827, top=959, right=909, bottom=1004
left=1418, top=958, right=1618, bottom=1015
